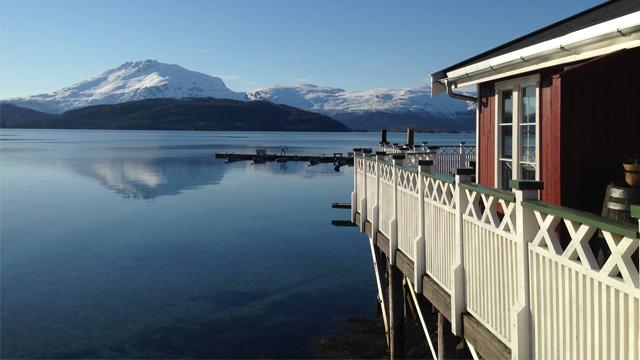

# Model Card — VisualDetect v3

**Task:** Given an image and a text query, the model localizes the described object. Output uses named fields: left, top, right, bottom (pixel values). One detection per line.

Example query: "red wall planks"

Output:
left=559, top=48, right=640, bottom=214
left=475, top=49, right=639, bottom=214
left=477, top=83, right=495, bottom=187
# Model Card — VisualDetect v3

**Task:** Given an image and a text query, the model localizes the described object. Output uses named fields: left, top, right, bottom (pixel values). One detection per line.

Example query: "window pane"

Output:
left=501, top=125, right=512, bottom=159
left=501, top=90, right=513, bottom=124
left=501, top=161, right=512, bottom=190
left=520, top=124, right=536, bottom=163
left=521, top=163, right=536, bottom=180
left=521, top=86, right=536, bottom=124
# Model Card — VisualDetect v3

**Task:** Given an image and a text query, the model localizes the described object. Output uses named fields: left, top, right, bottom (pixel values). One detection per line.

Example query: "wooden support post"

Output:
left=438, top=312, right=445, bottom=360
left=370, top=239, right=390, bottom=345
left=510, top=180, right=543, bottom=360
left=359, top=151, right=367, bottom=232
left=388, top=263, right=405, bottom=359
left=372, top=151, right=385, bottom=245
left=381, top=129, right=388, bottom=145
left=458, top=142, right=466, bottom=169
left=389, top=154, right=404, bottom=265
left=451, top=168, right=473, bottom=335
left=351, top=148, right=360, bottom=223
left=413, top=160, right=432, bottom=293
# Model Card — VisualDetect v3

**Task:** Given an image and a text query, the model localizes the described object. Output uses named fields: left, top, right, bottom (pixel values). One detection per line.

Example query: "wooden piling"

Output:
left=406, top=128, right=414, bottom=147
left=388, top=263, right=405, bottom=359
left=381, top=129, right=388, bottom=145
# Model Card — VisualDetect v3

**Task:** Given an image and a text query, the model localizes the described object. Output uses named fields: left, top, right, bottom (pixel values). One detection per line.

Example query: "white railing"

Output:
left=351, top=150, right=640, bottom=359
left=524, top=201, right=640, bottom=360
left=461, top=184, right=519, bottom=346
left=432, top=145, right=476, bottom=176
left=423, top=174, right=457, bottom=292
left=378, top=143, right=476, bottom=176
left=365, top=159, right=376, bottom=223
left=396, top=167, right=420, bottom=261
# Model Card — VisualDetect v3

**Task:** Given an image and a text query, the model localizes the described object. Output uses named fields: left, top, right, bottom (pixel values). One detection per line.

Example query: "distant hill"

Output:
left=0, top=99, right=351, bottom=132
left=0, top=103, right=56, bottom=127
left=332, top=110, right=474, bottom=132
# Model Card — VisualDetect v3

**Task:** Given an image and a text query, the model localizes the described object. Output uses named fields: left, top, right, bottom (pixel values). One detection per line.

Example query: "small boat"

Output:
left=308, top=158, right=320, bottom=166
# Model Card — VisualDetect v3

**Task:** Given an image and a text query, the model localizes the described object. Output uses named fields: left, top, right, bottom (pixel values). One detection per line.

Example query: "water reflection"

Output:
left=71, top=156, right=226, bottom=199
left=70, top=156, right=344, bottom=199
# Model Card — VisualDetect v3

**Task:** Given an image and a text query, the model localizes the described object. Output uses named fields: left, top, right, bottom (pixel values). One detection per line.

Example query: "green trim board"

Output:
left=397, top=165, right=418, bottom=174
left=632, top=205, right=640, bottom=220
left=459, top=182, right=516, bottom=202
left=523, top=200, right=639, bottom=239
left=422, top=171, right=455, bottom=184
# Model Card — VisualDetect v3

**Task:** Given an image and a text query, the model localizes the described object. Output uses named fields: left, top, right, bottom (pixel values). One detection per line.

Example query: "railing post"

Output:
left=372, top=151, right=386, bottom=245
left=351, top=148, right=361, bottom=223
left=359, top=148, right=372, bottom=232
left=451, top=167, right=473, bottom=335
left=414, top=159, right=433, bottom=293
left=510, top=180, right=544, bottom=360
left=389, top=153, right=404, bottom=265
left=459, top=141, right=466, bottom=169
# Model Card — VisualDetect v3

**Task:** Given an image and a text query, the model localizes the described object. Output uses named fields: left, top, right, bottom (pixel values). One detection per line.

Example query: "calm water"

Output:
left=0, top=129, right=473, bottom=358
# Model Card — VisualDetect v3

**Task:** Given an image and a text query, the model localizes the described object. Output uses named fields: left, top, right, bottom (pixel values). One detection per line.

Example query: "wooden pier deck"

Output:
left=214, top=152, right=353, bottom=165
left=350, top=148, right=640, bottom=360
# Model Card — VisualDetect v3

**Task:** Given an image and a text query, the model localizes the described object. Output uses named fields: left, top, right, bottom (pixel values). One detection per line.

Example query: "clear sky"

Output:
left=0, top=0, right=602, bottom=98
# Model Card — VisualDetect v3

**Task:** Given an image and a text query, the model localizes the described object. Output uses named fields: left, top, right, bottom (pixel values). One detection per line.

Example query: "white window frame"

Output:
left=494, top=74, right=540, bottom=190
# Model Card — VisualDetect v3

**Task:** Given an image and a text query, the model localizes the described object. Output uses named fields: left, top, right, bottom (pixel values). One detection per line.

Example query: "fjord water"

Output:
left=0, top=129, right=473, bottom=358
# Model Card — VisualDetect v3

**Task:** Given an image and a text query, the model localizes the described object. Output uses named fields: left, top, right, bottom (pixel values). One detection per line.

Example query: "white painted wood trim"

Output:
left=494, top=74, right=541, bottom=188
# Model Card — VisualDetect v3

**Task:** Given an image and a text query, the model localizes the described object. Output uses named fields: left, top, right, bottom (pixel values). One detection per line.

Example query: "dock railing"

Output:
left=352, top=150, right=640, bottom=360
left=379, top=142, right=476, bottom=176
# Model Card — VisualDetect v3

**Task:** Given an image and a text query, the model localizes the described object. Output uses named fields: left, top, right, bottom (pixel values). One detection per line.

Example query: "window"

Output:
left=495, top=76, right=539, bottom=190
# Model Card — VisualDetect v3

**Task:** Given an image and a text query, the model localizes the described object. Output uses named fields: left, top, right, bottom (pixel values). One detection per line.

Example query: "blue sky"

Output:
left=0, top=0, right=601, bottom=98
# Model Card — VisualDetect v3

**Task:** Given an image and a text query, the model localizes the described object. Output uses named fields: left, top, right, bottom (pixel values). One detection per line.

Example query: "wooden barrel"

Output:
left=601, top=184, right=640, bottom=224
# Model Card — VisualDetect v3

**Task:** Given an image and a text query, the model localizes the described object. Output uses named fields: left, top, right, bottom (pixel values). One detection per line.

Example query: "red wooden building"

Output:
left=431, top=0, right=640, bottom=215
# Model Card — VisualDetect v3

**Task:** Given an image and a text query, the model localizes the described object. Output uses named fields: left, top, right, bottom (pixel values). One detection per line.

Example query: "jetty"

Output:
left=214, top=151, right=353, bottom=165
left=348, top=1, right=640, bottom=359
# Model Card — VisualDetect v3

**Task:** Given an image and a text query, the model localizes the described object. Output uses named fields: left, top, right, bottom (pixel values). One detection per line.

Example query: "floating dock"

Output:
left=214, top=152, right=354, bottom=165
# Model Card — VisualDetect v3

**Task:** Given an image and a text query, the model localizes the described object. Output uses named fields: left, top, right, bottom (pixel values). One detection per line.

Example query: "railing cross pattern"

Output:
left=563, top=219, right=598, bottom=270
left=479, top=194, right=500, bottom=228
left=600, top=231, right=640, bottom=288
left=497, top=199, right=515, bottom=233
left=464, top=189, right=481, bottom=221
left=532, top=211, right=563, bottom=255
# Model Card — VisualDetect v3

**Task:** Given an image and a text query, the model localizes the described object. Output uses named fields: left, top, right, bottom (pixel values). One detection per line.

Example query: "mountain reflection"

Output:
left=72, top=156, right=225, bottom=199
left=71, top=155, right=344, bottom=199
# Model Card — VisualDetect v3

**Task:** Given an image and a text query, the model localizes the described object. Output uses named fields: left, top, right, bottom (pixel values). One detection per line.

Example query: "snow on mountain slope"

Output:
left=6, top=60, right=246, bottom=114
left=4, top=60, right=473, bottom=120
left=246, top=83, right=472, bottom=116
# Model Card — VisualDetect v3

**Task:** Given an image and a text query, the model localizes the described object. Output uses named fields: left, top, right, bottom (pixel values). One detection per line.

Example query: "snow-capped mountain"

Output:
left=6, top=60, right=246, bottom=114
left=246, top=83, right=471, bottom=116
left=3, top=60, right=474, bottom=131
left=246, top=83, right=474, bottom=131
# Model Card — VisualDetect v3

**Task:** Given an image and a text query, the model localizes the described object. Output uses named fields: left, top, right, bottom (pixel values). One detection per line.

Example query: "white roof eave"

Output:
left=440, top=11, right=640, bottom=88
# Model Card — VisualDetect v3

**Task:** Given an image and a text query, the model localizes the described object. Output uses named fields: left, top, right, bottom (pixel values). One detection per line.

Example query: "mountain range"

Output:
left=3, top=60, right=474, bottom=131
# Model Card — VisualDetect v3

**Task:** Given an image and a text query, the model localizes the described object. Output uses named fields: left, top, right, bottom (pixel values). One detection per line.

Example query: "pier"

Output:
left=214, top=151, right=353, bottom=165
left=350, top=145, right=639, bottom=359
